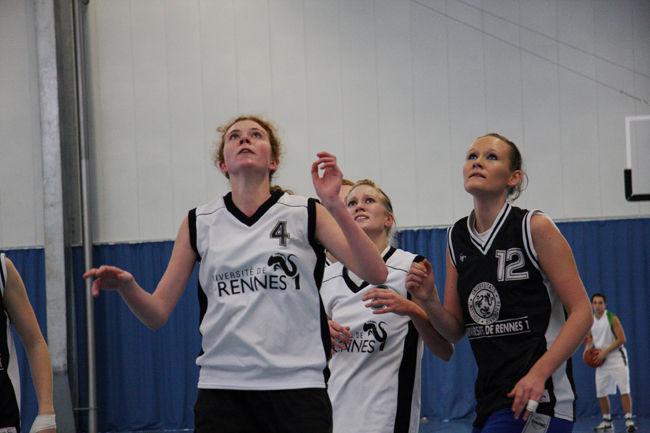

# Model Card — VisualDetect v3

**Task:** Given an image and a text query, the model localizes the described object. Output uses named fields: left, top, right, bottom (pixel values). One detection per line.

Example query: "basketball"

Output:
left=583, top=348, right=603, bottom=368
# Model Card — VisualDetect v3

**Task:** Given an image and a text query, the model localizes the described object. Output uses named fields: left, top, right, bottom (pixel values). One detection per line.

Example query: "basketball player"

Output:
left=83, top=116, right=387, bottom=433
left=1, top=254, right=56, bottom=433
left=322, top=179, right=453, bottom=433
left=584, top=293, right=636, bottom=432
left=406, top=134, right=593, bottom=433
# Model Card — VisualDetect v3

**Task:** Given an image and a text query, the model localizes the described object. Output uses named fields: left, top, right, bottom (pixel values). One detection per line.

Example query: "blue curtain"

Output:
left=71, top=242, right=200, bottom=432
left=5, top=217, right=649, bottom=432
left=397, top=218, right=650, bottom=421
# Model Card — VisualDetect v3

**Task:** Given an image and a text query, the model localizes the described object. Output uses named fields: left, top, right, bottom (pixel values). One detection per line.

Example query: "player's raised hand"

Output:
left=405, top=259, right=439, bottom=304
left=311, top=152, right=343, bottom=207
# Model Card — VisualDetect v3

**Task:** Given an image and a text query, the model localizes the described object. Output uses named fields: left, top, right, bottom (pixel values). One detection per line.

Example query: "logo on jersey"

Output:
left=363, top=320, right=388, bottom=351
left=334, top=320, right=389, bottom=354
left=267, top=253, right=301, bottom=290
left=468, top=282, right=501, bottom=325
left=211, top=254, right=302, bottom=296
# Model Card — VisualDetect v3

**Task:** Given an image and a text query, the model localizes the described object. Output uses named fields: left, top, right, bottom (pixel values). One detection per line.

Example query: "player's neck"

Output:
left=472, top=196, right=507, bottom=233
left=229, top=176, right=273, bottom=217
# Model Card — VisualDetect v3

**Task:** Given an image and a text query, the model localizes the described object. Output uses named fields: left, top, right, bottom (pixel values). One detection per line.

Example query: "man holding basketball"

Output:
left=584, top=293, right=636, bottom=432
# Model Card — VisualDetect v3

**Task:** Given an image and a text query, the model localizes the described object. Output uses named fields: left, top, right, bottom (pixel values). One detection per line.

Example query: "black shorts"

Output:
left=194, top=388, right=332, bottom=433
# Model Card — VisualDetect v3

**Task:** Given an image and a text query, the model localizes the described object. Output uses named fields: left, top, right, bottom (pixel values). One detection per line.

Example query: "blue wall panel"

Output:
left=5, top=217, right=649, bottom=431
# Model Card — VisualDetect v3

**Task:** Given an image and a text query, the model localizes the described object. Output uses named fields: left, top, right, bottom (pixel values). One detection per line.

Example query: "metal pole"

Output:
left=72, top=0, right=97, bottom=431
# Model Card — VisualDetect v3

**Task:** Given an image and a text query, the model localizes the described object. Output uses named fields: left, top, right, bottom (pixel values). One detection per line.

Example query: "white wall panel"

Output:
left=520, top=53, right=563, bottom=218
left=267, top=0, right=311, bottom=195
left=303, top=1, right=344, bottom=191
left=519, top=27, right=556, bottom=65
left=0, top=0, right=42, bottom=247
left=131, top=1, right=174, bottom=240
left=483, top=13, right=518, bottom=47
left=557, top=0, right=594, bottom=54
left=632, top=1, right=650, bottom=75
left=558, top=69, right=600, bottom=218
left=234, top=1, right=273, bottom=115
left=481, top=0, right=519, bottom=25
left=338, top=0, right=381, bottom=184
left=410, top=2, right=454, bottom=227
left=164, top=1, right=208, bottom=227
left=87, top=0, right=140, bottom=242
left=593, top=1, right=634, bottom=70
left=73, top=0, right=650, bottom=244
left=447, top=20, right=486, bottom=220
left=519, top=0, right=556, bottom=39
left=197, top=0, right=237, bottom=201
left=375, top=1, right=417, bottom=227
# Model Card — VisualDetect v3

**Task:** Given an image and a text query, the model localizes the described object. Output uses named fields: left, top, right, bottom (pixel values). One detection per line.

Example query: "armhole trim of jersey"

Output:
left=606, top=311, right=617, bottom=339
left=522, top=209, right=543, bottom=271
left=308, top=198, right=326, bottom=288
left=447, top=226, right=457, bottom=269
left=0, top=252, right=6, bottom=295
left=188, top=208, right=200, bottom=261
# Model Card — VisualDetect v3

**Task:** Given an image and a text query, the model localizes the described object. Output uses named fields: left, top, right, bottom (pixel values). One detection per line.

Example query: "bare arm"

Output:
left=83, top=216, right=198, bottom=329
left=362, top=287, right=454, bottom=361
left=508, top=214, right=593, bottom=419
left=405, top=256, right=466, bottom=343
left=311, top=152, right=387, bottom=284
left=3, top=257, right=54, bottom=420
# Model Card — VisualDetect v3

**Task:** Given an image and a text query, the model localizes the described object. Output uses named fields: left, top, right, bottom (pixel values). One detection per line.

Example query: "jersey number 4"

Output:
left=270, top=221, right=291, bottom=246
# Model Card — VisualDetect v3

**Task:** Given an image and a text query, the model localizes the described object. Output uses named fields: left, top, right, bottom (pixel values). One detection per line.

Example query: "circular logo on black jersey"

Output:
left=468, top=282, right=501, bottom=325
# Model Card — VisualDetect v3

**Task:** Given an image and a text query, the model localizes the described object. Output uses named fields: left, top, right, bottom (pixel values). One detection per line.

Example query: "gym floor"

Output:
left=418, top=415, right=647, bottom=433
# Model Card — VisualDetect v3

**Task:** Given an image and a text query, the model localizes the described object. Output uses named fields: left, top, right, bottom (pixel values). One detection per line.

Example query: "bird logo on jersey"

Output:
left=468, top=282, right=501, bottom=325
left=363, top=320, right=388, bottom=351
left=267, top=253, right=301, bottom=290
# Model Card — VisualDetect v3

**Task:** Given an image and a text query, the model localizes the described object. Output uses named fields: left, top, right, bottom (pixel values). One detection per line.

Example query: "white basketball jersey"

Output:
left=189, top=191, right=329, bottom=390
left=321, top=247, right=424, bottom=433
left=592, top=311, right=628, bottom=368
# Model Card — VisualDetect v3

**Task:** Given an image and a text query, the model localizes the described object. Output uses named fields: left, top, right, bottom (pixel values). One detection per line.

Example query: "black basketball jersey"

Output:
left=0, top=253, right=21, bottom=431
left=448, top=203, right=576, bottom=427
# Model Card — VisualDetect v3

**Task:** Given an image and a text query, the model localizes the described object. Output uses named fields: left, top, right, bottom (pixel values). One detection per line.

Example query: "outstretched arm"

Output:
left=3, top=257, right=55, bottom=432
left=362, top=287, right=454, bottom=361
left=83, top=216, right=198, bottom=330
left=312, top=152, right=387, bottom=284
left=507, top=215, right=593, bottom=420
left=405, top=256, right=466, bottom=344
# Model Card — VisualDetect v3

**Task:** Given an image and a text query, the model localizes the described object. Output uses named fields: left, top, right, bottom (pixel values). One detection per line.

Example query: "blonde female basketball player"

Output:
left=406, top=134, right=592, bottom=433
left=323, top=179, right=453, bottom=433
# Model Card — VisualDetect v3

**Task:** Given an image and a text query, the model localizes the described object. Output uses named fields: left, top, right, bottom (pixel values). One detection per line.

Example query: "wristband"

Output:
left=29, top=414, right=56, bottom=433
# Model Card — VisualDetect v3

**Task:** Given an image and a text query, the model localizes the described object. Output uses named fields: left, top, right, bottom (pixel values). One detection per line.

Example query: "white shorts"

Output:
left=595, top=363, right=630, bottom=397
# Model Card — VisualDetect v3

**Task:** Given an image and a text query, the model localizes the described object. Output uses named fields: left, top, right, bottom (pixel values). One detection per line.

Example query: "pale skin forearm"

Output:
left=407, top=302, right=454, bottom=361
left=362, top=287, right=454, bottom=360
left=23, top=337, right=54, bottom=414
left=405, top=257, right=466, bottom=344
left=525, top=305, right=593, bottom=381
left=324, top=200, right=387, bottom=284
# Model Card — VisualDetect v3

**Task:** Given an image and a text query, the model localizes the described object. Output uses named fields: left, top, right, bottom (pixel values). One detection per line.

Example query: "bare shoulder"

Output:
left=529, top=213, right=559, bottom=238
